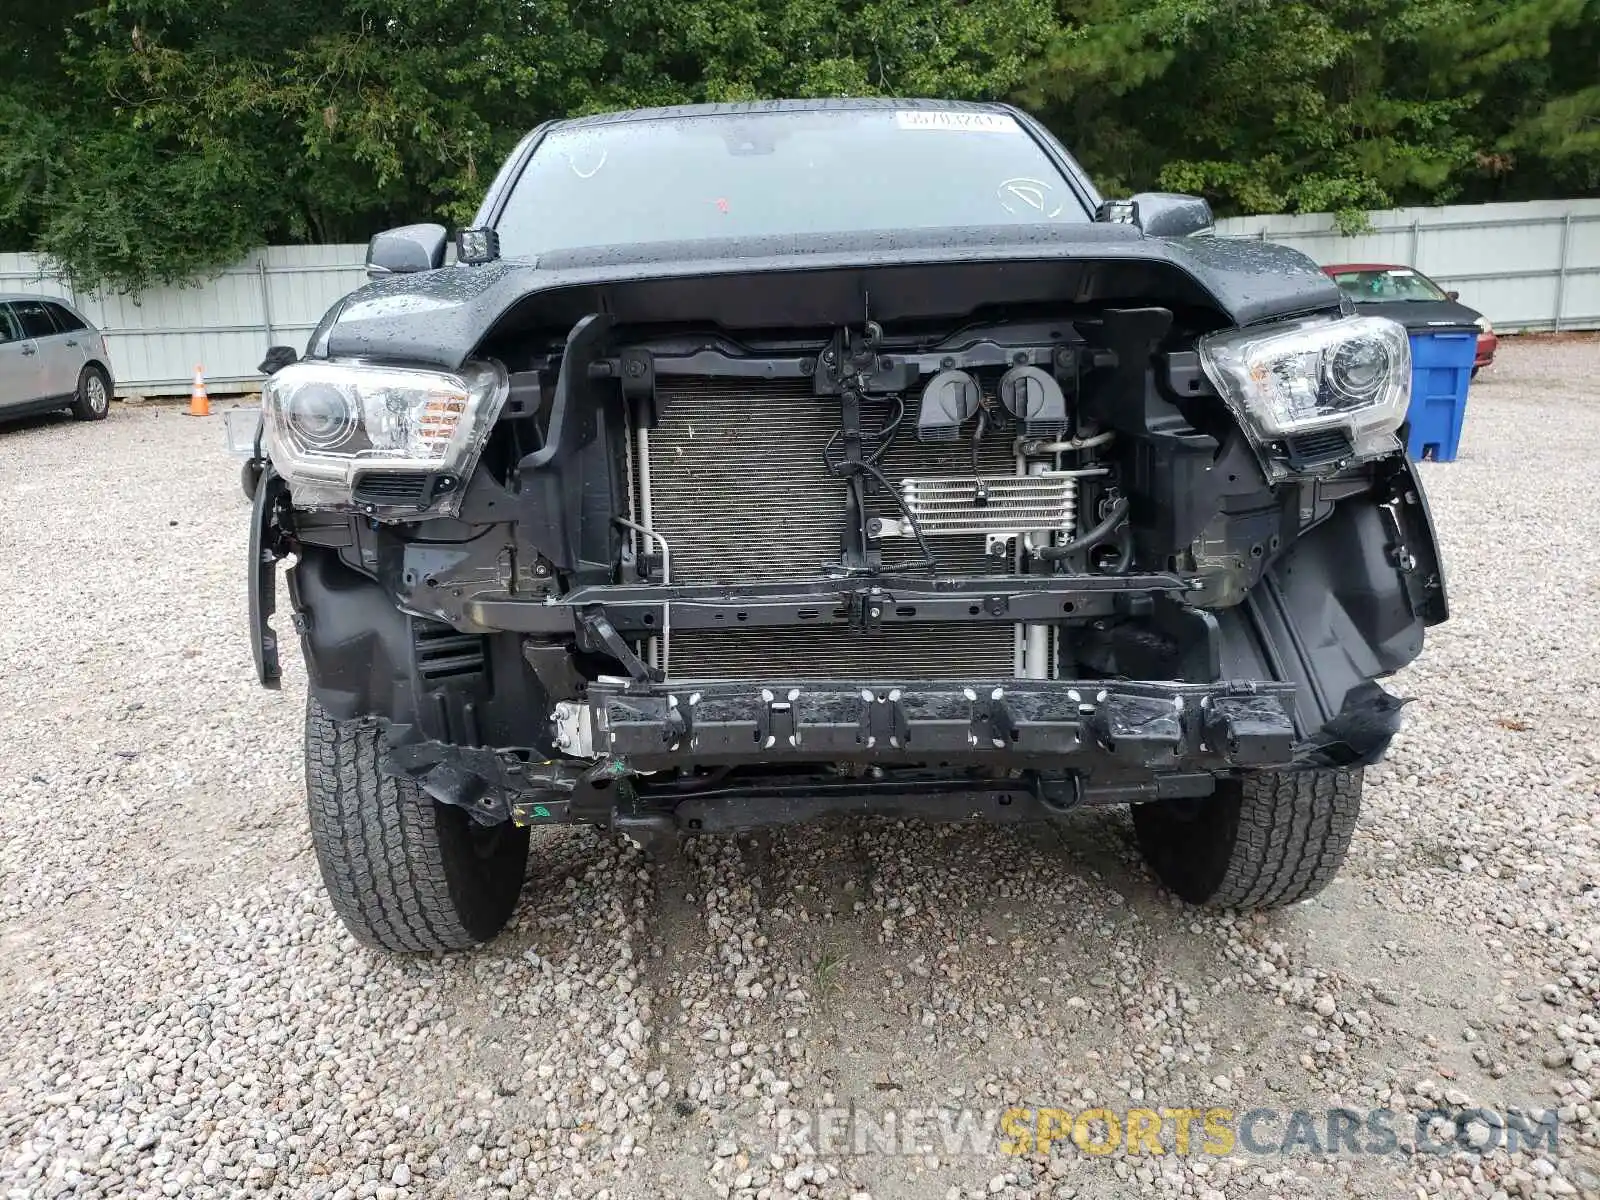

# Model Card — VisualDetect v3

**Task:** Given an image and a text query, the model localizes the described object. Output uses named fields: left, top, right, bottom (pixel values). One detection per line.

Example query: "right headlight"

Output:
left=1199, top=315, right=1411, bottom=468
left=261, top=358, right=507, bottom=515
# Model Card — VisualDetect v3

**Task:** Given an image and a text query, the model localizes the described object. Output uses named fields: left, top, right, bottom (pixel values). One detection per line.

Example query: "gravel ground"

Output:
left=2, top=335, right=1599, bottom=1200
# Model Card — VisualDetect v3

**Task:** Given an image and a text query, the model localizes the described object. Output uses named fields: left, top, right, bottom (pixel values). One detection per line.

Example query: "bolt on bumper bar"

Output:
left=557, top=676, right=1300, bottom=773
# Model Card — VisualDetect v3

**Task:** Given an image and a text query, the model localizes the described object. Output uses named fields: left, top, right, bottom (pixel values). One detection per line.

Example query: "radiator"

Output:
left=643, top=376, right=1019, bottom=680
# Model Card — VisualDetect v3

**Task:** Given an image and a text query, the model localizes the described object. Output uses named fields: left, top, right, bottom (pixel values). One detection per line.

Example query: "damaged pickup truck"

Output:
left=244, top=99, right=1447, bottom=952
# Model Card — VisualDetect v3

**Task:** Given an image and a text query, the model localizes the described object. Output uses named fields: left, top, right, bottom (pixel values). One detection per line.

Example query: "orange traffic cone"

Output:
left=189, top=364, right=210, bottom=417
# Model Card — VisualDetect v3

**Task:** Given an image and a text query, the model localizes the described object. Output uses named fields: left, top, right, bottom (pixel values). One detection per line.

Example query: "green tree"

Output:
left=0, top=0, right=1051, bottom=294
left=1024, top=0, right=1482, bottom=221
left=1450, top=0, right=1600, bottom=197
left=3, top=0, right=1596, bottom=294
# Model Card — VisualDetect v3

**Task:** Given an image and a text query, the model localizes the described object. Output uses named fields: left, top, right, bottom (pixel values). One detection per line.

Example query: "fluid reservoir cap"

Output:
left=917, top=369, right=981, bottom=442
left=998, top=365, right=1068, bottom=437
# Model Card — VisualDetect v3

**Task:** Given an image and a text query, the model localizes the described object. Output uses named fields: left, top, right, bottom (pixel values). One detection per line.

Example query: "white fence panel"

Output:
left=1215, top=198, right=1600, bottom=333
left=0, top=245, right=368, bottom=397
left=4, top=196, right=1597, bottom=396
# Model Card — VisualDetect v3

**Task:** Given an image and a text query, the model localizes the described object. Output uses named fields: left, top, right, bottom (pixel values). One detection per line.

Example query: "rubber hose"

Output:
left=1035, top=497, right=1131, bottom=562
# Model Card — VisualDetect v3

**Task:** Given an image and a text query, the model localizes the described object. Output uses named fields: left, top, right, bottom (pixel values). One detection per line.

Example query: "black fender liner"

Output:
left=1220, top=457, right=1445, bottom=745
left=288, top=548, right=417, bottom=724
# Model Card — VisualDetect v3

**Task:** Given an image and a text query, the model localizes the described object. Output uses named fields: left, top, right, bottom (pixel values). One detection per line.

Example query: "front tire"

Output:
left=69, top=365, right=111, bottom=421
left=1132, top=769, right=1361, bottom=908
left=305, top=698, right=529, bottom=951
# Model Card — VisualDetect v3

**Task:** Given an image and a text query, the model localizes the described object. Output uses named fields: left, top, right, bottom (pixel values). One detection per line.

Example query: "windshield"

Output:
left=493, top=108, right=1091, bottom=258
left=1331, top=268, right=1449, bottom=303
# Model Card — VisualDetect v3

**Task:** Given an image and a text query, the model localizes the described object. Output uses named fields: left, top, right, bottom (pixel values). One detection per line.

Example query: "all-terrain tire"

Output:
left=69, top=364, right=112, bottom=421
left=1132, top=769, right=1361, bottom=909
left=305, top=698, right=529, bottom=951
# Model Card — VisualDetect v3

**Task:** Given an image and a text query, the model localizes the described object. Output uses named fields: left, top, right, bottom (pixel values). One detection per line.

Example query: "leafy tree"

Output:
left=1023, top=0, right=1482, bottom=222
left=0, top=0, right=1050, bottom=293
left=1, top=0, right=1596, bottom=294
left=1452, top=0, right=1600, bottom=196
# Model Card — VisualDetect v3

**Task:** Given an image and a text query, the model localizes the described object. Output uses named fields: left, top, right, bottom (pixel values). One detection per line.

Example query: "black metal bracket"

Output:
left=515, top=313, right=616, bottom=570
left=1201, top=694, right=1297, bottom=766
left=521, top=641, right=586, bottom=700
left=385, top=739, right=586, bottom=826
left=464, top=572, right=1196, bottom=636
left=248, top=469, right=291, bottom=689
left=860, top=688, right=909, bottom=750
left=757, top=688, right=802, bottom=750
left=969, top=689, right=1017, bottom=749
left=1151, top=598, right=1222, bottom=681
left=578, top=607, right=661, bottom=683
left=663, top=694, right=693, bottom=748
left=850, top=587, right=889, bottom=629
left=1086, top=691, right=1184, bottom=764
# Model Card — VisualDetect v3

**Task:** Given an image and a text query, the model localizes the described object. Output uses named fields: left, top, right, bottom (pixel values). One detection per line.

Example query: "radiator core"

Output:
left=642, top=376, right=1020, bottom=680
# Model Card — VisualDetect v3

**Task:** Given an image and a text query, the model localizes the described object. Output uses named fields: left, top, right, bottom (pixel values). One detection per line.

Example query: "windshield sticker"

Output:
left=1388, top=268, right=1416, bottom=277
left=895, top=110, right=1021, bottom=134
left=563, top=147, right=607, bottom=179
left=997, top=177, right=1064, bottom=218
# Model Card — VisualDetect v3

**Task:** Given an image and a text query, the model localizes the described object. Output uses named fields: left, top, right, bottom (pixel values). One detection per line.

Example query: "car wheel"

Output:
left=305, top=696, right=530, bottom=951
left=69, top=364, right=112, bottom=421
left=1132, top=768, right=1361, bottom=909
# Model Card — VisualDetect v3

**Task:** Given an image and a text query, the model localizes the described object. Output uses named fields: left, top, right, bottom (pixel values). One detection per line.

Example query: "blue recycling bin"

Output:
left=1405, top=329, right=1476, bottom=462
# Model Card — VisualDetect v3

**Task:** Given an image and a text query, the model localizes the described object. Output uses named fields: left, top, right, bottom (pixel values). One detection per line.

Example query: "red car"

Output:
left=1323, top=263, right=1497, bottom=375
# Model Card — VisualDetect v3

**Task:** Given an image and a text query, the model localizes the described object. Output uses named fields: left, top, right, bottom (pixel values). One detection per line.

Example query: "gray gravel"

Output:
left=3, top=335, right=1599, bottom=1200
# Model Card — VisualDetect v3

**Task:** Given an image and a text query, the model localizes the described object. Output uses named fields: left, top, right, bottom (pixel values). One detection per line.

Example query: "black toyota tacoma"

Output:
left=244, top=99, right=1447, bottom=952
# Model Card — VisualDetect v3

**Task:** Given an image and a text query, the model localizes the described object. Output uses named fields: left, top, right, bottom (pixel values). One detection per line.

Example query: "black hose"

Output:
left=861, top=460, right=938, bottom=570
left=819, top=393, right=936, bottom=570
left=822, top=393, right=906, bottom=471
left=873, top=392, right=905, bottom=463
left=1035, top=497, right=1130, bottom=562
left=1104, top=524, right=1135, bottom=574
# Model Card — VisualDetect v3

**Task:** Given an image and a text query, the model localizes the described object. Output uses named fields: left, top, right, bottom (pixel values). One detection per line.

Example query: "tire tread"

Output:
left=305, top=698, right=526, bottom=951
left=1134, top=769, right=1361, bottom=909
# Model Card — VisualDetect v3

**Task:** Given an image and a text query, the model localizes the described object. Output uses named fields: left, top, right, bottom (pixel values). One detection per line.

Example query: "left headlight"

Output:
left=261, top=359, right=508, bottom=514
left=1199, top=315, right=1411, bottom=469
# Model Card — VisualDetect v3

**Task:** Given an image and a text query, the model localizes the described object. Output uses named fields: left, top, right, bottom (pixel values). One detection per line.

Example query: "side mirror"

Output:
left=258, top=346, right=299, bottom=375
left=1099, top=193, right=1215, bottom=238
left=1128, top=192, right=1215, bottom=238
left=1446, top=290, right=1460, bottom=301
left=366, top=223, right=448, bottom=278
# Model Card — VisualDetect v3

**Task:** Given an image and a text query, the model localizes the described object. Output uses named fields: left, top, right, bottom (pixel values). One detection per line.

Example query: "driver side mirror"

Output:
left=1097, top=193, right=1216, bottom=238
left=366, top=223, right=448, bottom=278
left=1446, top=290, right=1460, bottom=301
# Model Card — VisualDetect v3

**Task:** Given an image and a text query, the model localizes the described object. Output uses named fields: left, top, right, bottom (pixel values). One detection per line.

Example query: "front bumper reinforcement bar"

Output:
left=582, top=676, right=1298, bottom=772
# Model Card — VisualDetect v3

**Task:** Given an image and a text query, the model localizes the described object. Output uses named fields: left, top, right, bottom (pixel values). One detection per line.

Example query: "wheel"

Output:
left=69, top=364, right=111, bottom=421
left=1132, top=768, right=1361, bottom=908
left=305, top=697, right=530, bottom=951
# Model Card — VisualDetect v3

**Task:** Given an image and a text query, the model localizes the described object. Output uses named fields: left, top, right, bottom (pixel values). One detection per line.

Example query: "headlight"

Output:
left=1199, top=315, right=1410, bottom=470
left=1475, top=315, right=1493, bottom=334
left=261, top=359, right=508, bottom=514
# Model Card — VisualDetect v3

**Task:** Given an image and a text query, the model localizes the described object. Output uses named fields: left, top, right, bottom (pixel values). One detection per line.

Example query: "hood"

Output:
left=313, top=224, right=1344, bottom=370
left=1343, top=297, right=1484, bottom=332
left=1337, top=299, right=1484, bottom=334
